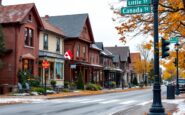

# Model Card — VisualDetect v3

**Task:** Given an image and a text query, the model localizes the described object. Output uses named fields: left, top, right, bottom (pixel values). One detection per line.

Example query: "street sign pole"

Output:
left=44, top=68, right=47, bottom=96
left=148, top=0, right=166, bottom=114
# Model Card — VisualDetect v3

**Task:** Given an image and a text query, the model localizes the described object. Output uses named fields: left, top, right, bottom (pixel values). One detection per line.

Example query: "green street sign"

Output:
left=121, top=6, right=151, bottom=14
left=170, top=37, right=178, bottom=43
left=127, top=0, right=151, bottom=6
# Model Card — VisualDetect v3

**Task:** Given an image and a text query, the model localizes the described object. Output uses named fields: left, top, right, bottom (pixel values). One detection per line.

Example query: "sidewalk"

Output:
left=113, top=93, right=185, bottom=115
left=0, top=87, right=146, bottom=100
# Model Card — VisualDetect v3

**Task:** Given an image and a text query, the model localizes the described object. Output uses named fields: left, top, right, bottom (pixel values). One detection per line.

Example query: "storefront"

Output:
left=39, top=51, right=65, bottom=86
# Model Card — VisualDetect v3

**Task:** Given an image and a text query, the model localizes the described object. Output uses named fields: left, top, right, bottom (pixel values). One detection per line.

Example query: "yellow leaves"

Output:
left=163, top=71, right=172, bottom=80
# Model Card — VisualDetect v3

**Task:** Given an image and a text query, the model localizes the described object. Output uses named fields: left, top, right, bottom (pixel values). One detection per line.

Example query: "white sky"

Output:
left=2, top=0, right=144, bottom=52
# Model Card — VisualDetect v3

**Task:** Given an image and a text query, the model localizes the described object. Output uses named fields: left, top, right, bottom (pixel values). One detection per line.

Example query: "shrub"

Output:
left=77, top=72, right=84, bottom=90
left=50, top=80, right=56, bottom=87
left=62, top=88, right=70, bottom=92
left=31, top=87, right=52, bottom=94
left=64, top=81, right=69, bottom=88
left=29, top=80, right=40, bottom=87
left=69, top=82, right=77, bottom=90
left=31, top=87, right=45, bottom=94
left=109, top=81, right=116, bottom=88
left=132, top=77, right=138, bottom=86
left=86, top=83, right=102, bottom=91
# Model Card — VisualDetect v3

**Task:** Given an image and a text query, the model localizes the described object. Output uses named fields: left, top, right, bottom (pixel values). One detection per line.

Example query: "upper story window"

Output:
left=28, top=14, right=32, bottom=22
left=43, top=34, right=48, bottom=50
left=82, top=46, right=86, bottom=58
left=24, top=27, right=33, bottom=47
left=76, top=45, right=80, bottom=57
left=56, top=37, right=60, bottom=52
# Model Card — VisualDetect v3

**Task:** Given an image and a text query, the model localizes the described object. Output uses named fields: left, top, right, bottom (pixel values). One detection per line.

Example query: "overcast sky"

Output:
left=2, top=0, right=143, bottom=52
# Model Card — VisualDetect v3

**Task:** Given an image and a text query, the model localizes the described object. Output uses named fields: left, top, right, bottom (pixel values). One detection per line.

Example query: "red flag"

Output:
left=64, top=50, right=73, bottom=60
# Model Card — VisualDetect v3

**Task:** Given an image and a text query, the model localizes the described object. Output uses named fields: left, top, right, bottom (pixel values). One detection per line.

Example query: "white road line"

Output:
left=80, top=99, right=105, bottom=103
left=119, top=100, right=136, bottom=105
left=99, top=99, right=119, bottom=104
left=137, top=101, right=151, bottom=106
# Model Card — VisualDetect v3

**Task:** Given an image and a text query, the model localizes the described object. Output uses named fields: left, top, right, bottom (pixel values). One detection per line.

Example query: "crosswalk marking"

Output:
left=99, top=99, right=119, bottom=104
left=33, top=98, right=141, bottom=105
left=119, top=100, right=136, bottom=105
left=81, top=99, right=105, bottom=103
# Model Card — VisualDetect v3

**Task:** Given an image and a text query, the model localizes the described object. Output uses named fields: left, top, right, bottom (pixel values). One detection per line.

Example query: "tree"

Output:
left=111, top=0, right=185, bottom=42
left=77, top=72, right=84, bottom=90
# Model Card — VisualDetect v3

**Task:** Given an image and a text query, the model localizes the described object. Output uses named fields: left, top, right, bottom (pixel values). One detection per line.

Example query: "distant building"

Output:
left=130, top=52, right=143, bottom=83
left=105, top=46, right=131, bottom=85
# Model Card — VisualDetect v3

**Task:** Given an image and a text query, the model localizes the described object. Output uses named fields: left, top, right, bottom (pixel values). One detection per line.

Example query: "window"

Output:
left=82, top=46, right=86, bottom=58
left=43, top=34, right=48, bottom=50
left=22, top=59, right=34, bottom=74
left=56, top=37, right=60, bottom=52
left=55, top=62, right=63, bottom=79
left=24, top=27, right=33, bottom=46
left=76, top=45, right=80, bottom=57
left=28, top=14, right=32, bottom=22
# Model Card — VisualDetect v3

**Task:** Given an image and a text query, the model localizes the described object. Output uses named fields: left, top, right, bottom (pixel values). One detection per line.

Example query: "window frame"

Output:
left=43, top=33, right=48, bottom=50
left=56, top=37, right=60, bottom=52
left=24, top=27, right=34, bottom=47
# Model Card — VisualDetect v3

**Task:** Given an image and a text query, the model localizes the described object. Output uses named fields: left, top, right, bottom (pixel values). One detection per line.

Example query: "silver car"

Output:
left=178, top=78, right=185, bottom=92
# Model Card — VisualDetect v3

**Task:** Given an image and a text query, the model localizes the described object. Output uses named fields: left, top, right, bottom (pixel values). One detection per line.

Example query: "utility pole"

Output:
left=148, top=0, right=166, bottom=114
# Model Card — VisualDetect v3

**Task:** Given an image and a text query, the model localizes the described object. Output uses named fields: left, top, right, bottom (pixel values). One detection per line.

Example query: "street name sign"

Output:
left=127, top=0, right=151, bottom=6
left=121, top=5, right=151, bottom=14
left=170, top=37, right=178, bottom=43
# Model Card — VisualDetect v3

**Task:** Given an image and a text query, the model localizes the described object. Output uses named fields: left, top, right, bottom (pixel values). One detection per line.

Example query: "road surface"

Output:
left=0, top=86, right=167, bottom=115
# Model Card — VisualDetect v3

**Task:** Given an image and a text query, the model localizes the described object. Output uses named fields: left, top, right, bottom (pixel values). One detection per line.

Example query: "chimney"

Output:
left=44, top=15, right=49, bottom=21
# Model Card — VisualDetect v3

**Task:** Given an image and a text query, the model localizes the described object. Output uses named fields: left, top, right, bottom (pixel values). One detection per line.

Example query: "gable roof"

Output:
left=0, top=3, right=43, bottom=27
left=42, top=19, right=64, bottom=36
left=47, top=13, right=94, bottom=42
left=113, top=54, right=120, bottom=63
left=95, top=42, right=104, bottom=50
left=105, top=46, right=131, bottom=62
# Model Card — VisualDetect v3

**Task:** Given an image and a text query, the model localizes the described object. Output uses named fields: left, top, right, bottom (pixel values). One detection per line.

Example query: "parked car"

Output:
left=178, top=78, right=185, bottom=92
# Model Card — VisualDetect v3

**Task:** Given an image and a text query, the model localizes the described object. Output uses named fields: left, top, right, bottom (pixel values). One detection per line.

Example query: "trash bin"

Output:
left=167, top=84, right=175, bottom=99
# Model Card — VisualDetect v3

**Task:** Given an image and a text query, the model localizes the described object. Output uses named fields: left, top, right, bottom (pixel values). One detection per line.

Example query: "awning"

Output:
left=21, top=53, right=36, bottom=59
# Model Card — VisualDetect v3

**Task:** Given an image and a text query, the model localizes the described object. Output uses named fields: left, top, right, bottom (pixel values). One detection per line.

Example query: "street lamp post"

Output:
left=148, top=0, right=166, bottom=114
left=175, top=43, right=180, bottom=95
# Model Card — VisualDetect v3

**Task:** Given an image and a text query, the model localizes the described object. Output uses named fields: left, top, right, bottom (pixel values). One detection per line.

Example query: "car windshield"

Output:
left=179, top=79, right=185, bottom=83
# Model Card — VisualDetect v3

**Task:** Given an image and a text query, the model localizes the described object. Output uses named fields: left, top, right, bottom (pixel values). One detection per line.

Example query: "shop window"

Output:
left=55, top=62, right=63, bottom=79
left=22, top=59, right=34, bottom=74
left=43, top=34, right=48, bottom=50
left=24, top=27, right=33, bottom=47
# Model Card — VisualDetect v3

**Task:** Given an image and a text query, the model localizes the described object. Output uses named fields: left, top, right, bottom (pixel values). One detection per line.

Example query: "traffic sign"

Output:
left=127, top=0, right=151, bottom=6
left=121, top=5, right=151, bottom=14
left=42, top=60, right=50, bottom=69
left=170, top=37, right=178, bottom=43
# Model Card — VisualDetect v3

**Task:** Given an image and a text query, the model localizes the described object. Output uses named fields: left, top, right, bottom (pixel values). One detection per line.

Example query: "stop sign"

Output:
left=42, top=60, right=50, bottom=69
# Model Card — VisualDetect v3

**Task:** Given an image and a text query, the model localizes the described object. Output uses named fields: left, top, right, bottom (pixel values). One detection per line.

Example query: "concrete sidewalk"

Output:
left=113, top=94, right=185, bottom=115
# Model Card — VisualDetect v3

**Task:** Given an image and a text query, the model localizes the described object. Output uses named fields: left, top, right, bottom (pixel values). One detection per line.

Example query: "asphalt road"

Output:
left=0, top=86, right=167, bottom=115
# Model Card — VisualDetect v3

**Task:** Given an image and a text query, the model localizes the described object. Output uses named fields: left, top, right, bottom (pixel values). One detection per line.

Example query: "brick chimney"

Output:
left=44, top=15, right=49, bottom=21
